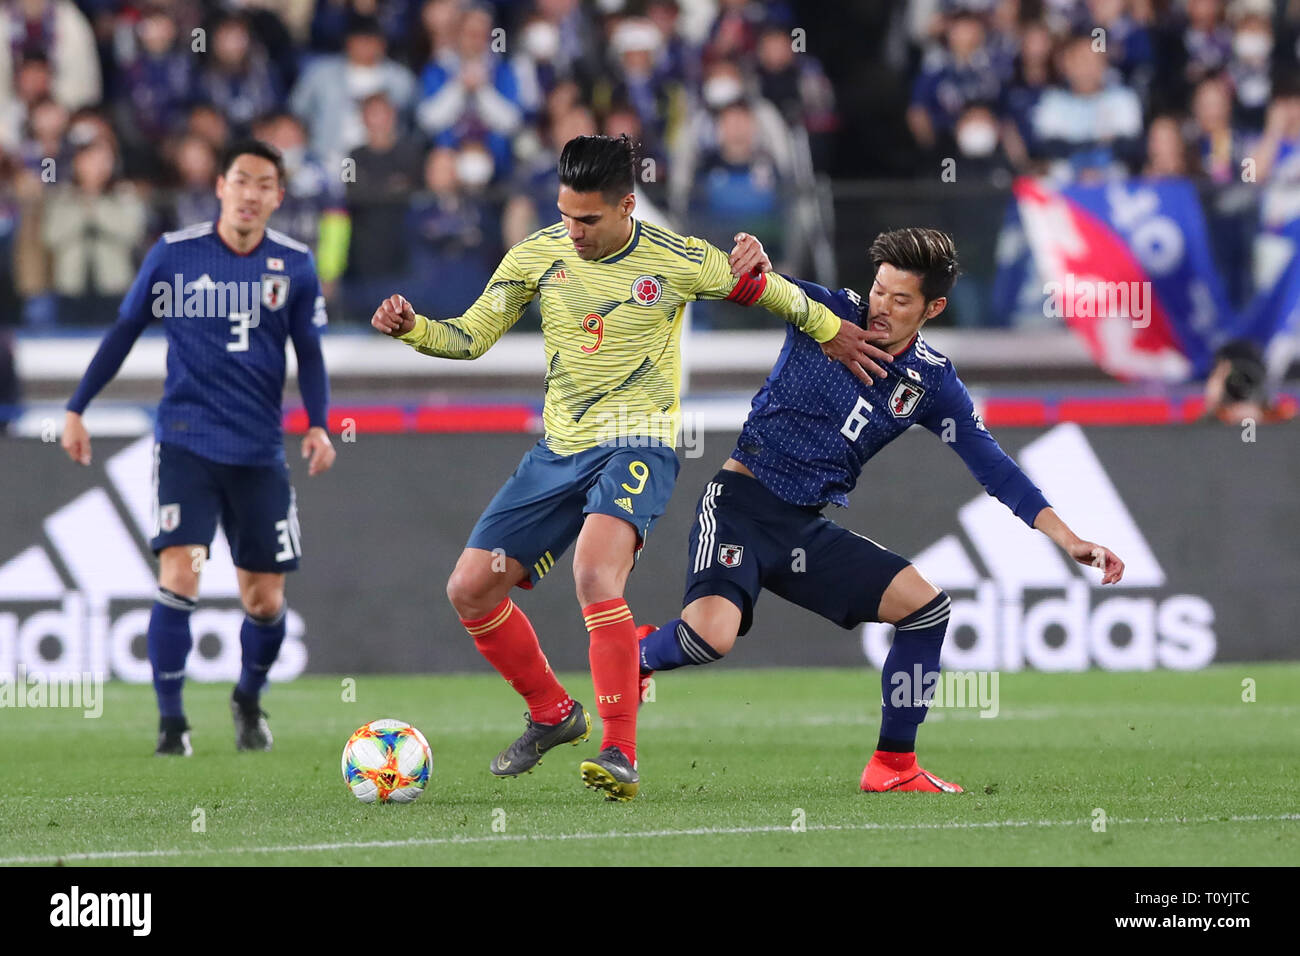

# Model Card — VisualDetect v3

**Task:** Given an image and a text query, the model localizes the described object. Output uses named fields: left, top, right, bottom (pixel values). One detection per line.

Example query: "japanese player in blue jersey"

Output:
left=61, top=140, right=336, bottom=757
left=638, top=227, right=1127, bottom=793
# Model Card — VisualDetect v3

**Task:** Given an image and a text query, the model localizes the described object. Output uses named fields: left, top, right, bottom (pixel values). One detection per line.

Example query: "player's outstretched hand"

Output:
left=729, top=232, right=772, bottom=277
left=371, top=294, right=417, bottom=337
left=821, top=318, right=893, bottom=384
left=301, top=426, right=336, bottom=477
left=1070, top=541, right=1125, bottom=585
left=62, top=411, right=92, bottom=466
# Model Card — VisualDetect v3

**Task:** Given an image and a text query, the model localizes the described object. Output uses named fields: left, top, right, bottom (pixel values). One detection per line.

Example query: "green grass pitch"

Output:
left=2, top=665, right=1297, bottom=866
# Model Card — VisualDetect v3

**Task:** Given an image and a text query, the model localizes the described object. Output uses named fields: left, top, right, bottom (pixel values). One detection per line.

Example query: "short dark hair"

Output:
left=220, top=138, right=286, bottom=186
left=557, top=133, right=637, bottom=202
left=869, top=227, right=959, bottom=302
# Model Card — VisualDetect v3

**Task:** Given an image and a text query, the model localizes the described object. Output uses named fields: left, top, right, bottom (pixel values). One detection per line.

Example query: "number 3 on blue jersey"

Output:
left=840, top=397, right=873, bottom=441
left=228, top=312, right=252, bottom=352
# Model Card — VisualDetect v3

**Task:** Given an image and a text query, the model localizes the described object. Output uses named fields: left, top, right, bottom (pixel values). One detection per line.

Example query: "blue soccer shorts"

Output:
left=683, top=469, right=911, bottom=635
left=467, top=438, right=680, bottom=588
left=149, top=442, right=301, bottom=573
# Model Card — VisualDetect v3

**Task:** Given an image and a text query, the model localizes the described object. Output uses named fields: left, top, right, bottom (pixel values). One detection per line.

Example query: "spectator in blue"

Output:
left=341, top=91, right=424, bottom=320
left=755, top=22, right=838, bottom=168
left=502, top=103, right=595, bottom=247
left=1032, top=31, right=1144, bottom=180
left=591, top=18, right=684, bottom=166
left=512, top=12, right=573, bottom=122
left=1000, top=19, right=1054, bottom=170
left=1225, top=0, right=1275, bottom=130
left=647, top=0, right=698, bottom=92
left=312, top=0, right=420, bottom=62
left=405, top=142, right=502, bottom=317
left=2, top=50, right=54, bottom=152
left=416, top=3, right=523, bottom=178
left=160, top=131, right=220, bottom=231
left=19, top=95, right=69, bottom=173
left=114, top=6, right=195, bottom=159
left=291, top=14, right=417, bottom=173
left=907, top=5, right=1003, bottom=154
left=1192, top=71, right=1255, bottom=182
left=1074, top=0, right=1155, bottom=95
left=693, top=101, right=784, bottom=269
left=250, top=110, right=343, bottom=249
left=195, top=13, right=282, bottom=132
left=1152, top=0, right=1232, bottom=113
left=0, top=148, right=25, bottom=429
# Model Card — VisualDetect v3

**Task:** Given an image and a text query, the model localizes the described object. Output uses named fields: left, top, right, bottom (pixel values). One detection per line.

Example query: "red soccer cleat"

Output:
left=860, top=750, right=963, bottom=793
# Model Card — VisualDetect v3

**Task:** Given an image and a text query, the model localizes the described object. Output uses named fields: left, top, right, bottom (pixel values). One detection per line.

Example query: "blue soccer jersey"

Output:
left=729, top=278, right=1050, bottom=525
left=68, top=222, right=330, bottom=465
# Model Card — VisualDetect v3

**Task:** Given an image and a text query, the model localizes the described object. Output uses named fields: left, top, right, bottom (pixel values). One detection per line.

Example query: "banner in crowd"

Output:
left=1, top=428, right=1296, bottom=680
left=1013, top=176, right=1299, bottom=382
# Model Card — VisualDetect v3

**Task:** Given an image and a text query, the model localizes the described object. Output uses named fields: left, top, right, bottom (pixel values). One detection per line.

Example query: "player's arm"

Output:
left=687, top=235, right=892, bottom=383
left=62, top=241, right=166, bottom=465
left=289, top=262, right=335, bottom=477
left=370, top=245, right=536, bottom=359
left=919, top=370, right=1125, bottom=584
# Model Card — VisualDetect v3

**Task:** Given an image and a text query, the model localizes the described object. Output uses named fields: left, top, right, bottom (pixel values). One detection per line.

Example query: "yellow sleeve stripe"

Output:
left=464, top=600, right=515, bottom=637
left=583, top=606, right=634, bottom=630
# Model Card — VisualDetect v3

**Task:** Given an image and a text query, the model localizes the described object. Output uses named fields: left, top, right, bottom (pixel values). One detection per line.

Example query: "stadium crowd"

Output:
left=3, top=0, right=1300, bottom=344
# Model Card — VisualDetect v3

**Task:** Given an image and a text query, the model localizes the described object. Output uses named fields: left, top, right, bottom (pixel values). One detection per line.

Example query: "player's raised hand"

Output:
left=371, top=294, right=417, bottom=337
left=729, top=232, right=772, bottom=278
left=61, top=411, right=92, bottom=466
left=821, top=318, right=893, bottom=384
left=301, top=426, right=336, bottom=477
left=1069, top=541, right=1125, bottom=585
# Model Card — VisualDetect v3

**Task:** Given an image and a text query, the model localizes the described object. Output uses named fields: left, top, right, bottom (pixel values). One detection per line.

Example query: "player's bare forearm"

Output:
left=1033, top=506, right=1125, bottom=584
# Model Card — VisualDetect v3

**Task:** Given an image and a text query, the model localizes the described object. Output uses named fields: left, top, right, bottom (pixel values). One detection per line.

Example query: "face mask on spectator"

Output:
left=703, top=76, right=744, bottom=110
left=957, top=120, right=998, bottom=157
left=456, top=151, right=494, bottom=187
left=524, top=22, right=560, bottom=61
left=347, top=64, right=385, bottom=99
left=1233, top=31, right=1272, bottom=61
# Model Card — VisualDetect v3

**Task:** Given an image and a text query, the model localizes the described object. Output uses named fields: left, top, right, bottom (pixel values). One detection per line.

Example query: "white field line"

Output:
left=40, top=704, right=1300, bottom=736
left=3, top=814, right=1297, bottom=865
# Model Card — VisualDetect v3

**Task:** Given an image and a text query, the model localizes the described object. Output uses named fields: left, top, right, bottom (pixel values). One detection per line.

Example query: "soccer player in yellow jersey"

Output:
left=372, top=134, right=892, bottom=800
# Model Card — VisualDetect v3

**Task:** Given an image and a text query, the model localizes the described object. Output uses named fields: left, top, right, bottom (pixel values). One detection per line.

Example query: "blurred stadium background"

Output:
left=1, top=0, right=1298, bottom=681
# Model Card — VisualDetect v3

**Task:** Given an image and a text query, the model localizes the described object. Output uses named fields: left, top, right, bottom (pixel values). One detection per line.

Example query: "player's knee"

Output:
left=697, top=626, right=736, bottom=656
left=243, top=594, right=283, bottom=620
left=241, top=584, right=284, bottom=620
left=445, top=564, right=501, bottom=620
left=157, top=547, right=200, bottom=598
left=571, top=562, right=623, bottom=606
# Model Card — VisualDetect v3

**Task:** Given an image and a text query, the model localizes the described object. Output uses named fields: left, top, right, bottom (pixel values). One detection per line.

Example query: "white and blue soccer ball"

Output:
left=341, top=719, right=433, bottom=804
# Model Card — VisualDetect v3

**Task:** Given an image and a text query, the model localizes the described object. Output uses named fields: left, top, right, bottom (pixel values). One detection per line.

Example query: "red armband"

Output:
left=724, top=271, right=767, bottom=306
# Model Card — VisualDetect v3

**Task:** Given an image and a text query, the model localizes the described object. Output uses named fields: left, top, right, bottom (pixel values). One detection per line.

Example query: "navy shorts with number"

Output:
left=150, top=442, right=302, bottom=572
left=467, top=438, right=680, bottom=588
left=685, top=469, right=911, bottom=635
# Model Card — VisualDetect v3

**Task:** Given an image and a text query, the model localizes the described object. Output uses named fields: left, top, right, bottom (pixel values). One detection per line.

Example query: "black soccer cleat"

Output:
left=230, top=690, right=273, bottom=751
left=580, top=745, right=640, bottom=802
left=489, top=702, right=591, bottom=777
left=155, top=717, right=192, bottom=757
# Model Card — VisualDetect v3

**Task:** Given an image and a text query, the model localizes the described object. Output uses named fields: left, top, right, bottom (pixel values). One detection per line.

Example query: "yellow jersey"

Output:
left=398, top=218, right=842, bottom=455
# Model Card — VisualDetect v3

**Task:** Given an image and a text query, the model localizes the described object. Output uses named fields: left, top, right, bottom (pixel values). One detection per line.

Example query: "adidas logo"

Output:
left=185, top=273, right=216, bottom=292
left=614, top=497, right=634, bottom=514
left=862, top=425, right=1216, bottom=672
left=0, top=437, right=308, bottom=682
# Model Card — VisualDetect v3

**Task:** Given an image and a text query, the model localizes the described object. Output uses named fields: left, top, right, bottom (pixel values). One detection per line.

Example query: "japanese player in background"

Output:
left=371, top=134, right=895, bottom=800
left=62, top=140, right=336, bottom=756
left=637, top=227, right=1126, bottom=793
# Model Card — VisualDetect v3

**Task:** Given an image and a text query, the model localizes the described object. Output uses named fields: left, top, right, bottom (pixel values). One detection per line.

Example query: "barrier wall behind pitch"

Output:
left=1, top=422, right=1296, bottom=680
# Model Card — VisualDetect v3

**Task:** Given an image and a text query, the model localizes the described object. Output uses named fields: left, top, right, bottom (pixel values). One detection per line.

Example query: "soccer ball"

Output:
left=341, top=719, right=433, bottom=804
